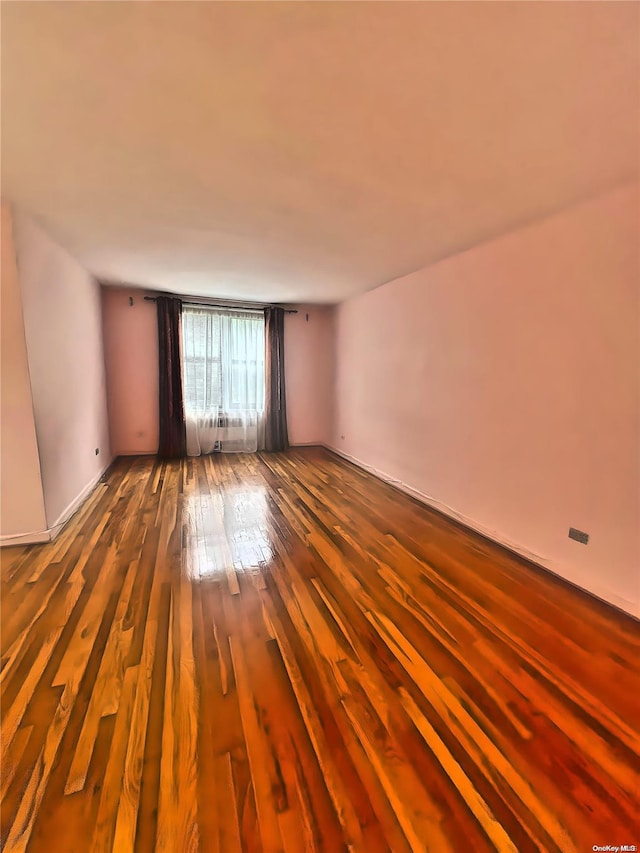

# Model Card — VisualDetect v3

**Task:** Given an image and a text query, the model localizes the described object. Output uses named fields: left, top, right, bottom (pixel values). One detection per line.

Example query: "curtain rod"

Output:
left=143, top=295, right=297, bottom=314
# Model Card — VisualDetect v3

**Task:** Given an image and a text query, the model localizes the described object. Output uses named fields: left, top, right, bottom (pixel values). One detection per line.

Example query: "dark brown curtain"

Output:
left=264, top=306, right=289, bottom=452
left=157, top=296, right=186, bottom=458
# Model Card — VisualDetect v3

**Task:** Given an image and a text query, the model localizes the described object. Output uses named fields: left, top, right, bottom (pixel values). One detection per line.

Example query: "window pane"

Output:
left=182, top=307, right=265, bottom=414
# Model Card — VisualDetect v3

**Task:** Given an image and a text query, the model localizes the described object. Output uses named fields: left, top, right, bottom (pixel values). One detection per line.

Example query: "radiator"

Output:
left=214, top=425, right=251, bottom=451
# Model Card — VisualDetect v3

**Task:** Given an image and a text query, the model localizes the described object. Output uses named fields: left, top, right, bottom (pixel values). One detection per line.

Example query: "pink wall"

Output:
left=285, top=307, right=334, bottom=446
left=330, top=183, right=639, bottom=617
left=102, top=290, right=335, bottom=454
left=102, top=288, right=159, bottom=455
left=0, top=202, right=47, bottom=540
left=13, top=210, right=112, bottom=528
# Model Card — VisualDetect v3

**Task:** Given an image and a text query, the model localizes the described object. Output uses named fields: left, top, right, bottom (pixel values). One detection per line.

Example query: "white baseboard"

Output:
left=322, top=444, right=638, bottom=619
left=47, top=458, right=113, bottom=538
left=0, top=458, right=113, bottom=548
left=0, top=528, right=52, bottom=547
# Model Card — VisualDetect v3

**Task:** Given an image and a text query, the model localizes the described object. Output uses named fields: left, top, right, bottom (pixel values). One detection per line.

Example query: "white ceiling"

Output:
left=2, top=2, right=638, bottom=304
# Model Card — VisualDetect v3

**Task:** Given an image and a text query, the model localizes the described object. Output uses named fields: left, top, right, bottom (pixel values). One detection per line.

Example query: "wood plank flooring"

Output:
left=1, top=448, right=639, bottom=852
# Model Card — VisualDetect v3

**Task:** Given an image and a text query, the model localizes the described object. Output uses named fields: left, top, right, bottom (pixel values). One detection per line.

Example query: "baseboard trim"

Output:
left=322, top=444, right=638, bottom=620
left=0, top=458, right=114, bottom=548
left=47, top=458, right=114, bottom=539
left=0, top=529, right=52, bottom=547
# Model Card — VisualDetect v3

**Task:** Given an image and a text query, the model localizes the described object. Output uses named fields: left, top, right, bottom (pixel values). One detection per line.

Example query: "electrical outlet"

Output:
left=568, top=527, right=589, bottom=545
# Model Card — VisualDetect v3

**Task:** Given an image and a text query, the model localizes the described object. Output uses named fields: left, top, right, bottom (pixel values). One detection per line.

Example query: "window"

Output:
left=182, top=307, right=266, bottom=454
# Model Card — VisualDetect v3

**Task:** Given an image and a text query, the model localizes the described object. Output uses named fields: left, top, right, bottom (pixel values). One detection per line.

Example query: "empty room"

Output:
left=1, top=2, right=638, bottom=851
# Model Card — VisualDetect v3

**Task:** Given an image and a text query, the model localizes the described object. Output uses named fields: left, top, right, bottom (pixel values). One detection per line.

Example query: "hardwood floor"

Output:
left=1, top=448, right=638, bottom=852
